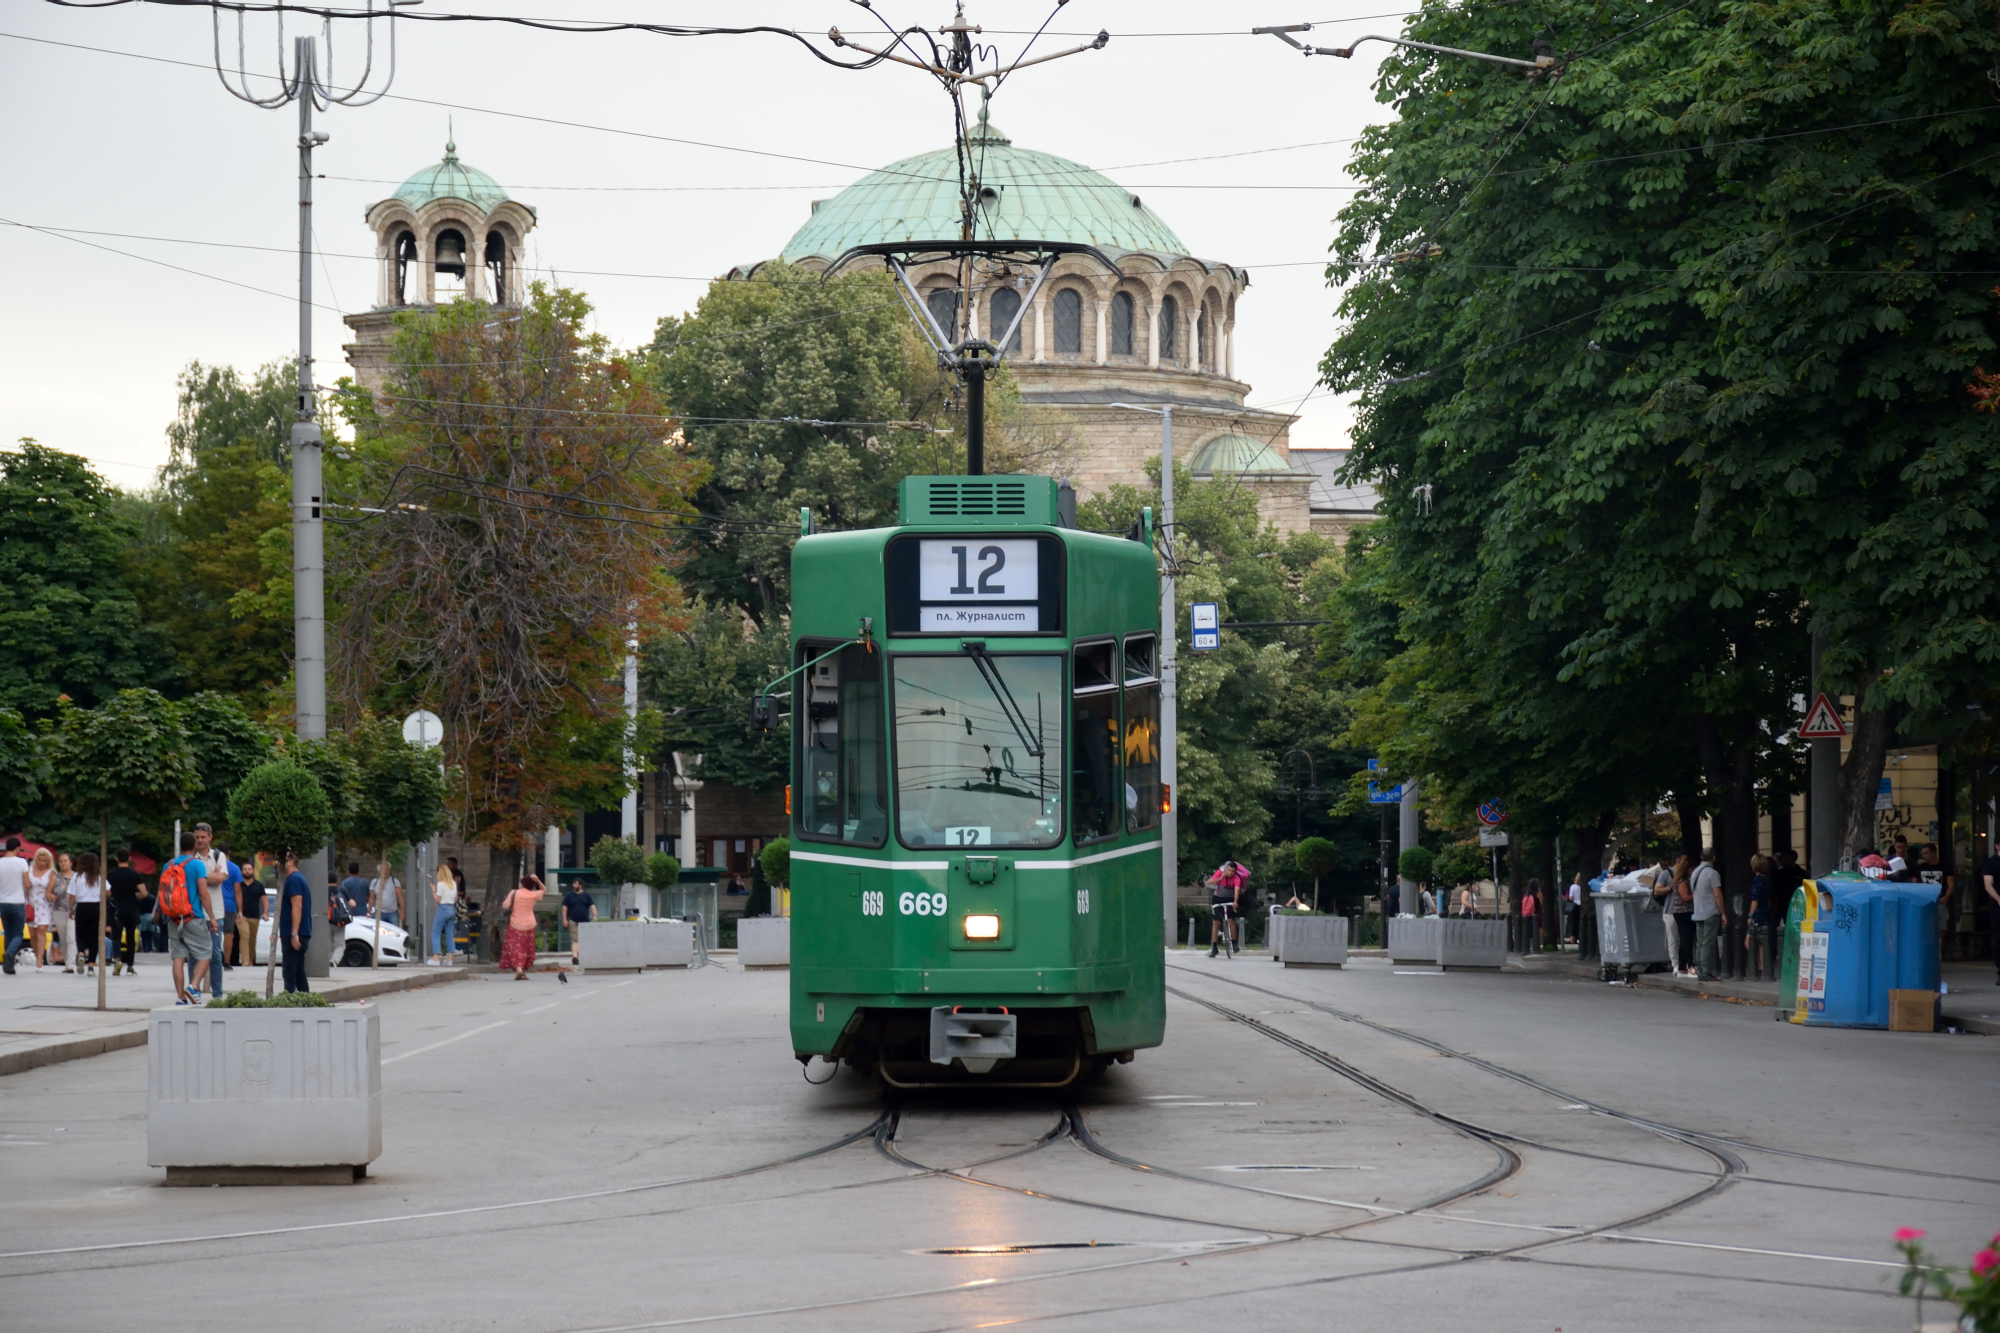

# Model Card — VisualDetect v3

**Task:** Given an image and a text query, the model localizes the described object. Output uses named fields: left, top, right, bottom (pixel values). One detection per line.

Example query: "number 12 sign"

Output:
left=918, top=539, right=1040, bottom=632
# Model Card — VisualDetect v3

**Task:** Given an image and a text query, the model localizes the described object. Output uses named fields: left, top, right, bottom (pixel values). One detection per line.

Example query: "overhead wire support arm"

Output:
left=1253, top=23, right=1554, bottom=72
left=826, top=25, right=1107, bottom=84
left=749, top=620, right=875, bottom=733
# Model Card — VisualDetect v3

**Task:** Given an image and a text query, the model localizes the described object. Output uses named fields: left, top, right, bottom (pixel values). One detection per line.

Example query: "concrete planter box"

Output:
left=641, top=919, right=695, bottom=968
left=1439, top=918, right=1508, bottom=970
left=1267, top=912, right=1289, bottom=961
left=148, top=1004, right=379, bottom=1184
left=578, top=921, right=647, bottom=971
left=736, top=916, right=790, bottom=968
left=1280, top=915, right=1348, bottom=968
left=1387, top=915, right=1440, bottom=963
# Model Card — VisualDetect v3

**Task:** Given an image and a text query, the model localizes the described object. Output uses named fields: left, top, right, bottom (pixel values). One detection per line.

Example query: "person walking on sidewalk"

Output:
left=562, top=880, right=595, bottom=964
left=278, top=853, right=312, bottom=994
left=26, top=848, right=58, bottom=970
left=0, top=837, right=28, bottom=974
left=1661, top=855, right=1695, bottom=976
left=1517, top=880, right=1539, bottom=953
left=235, top=858, right=264, bottom=969
left=499, top=875, right=545, bottom=979
left=1747, top=855, right=1775, bottom=982
left=1690, top=848, right=1728, bottom=982
left=371, top=862, right=402, bottom=927
left=107, top=849, right=145, bottom=975
left=428, top=863, right=458, bottom=965
left=70, top=852, right=104, bottom=974
left=51, top=851, right=74, bottom=970
left=192, top=825, right=233, bottom=996
left=160, top=833, right=213, bottom=1004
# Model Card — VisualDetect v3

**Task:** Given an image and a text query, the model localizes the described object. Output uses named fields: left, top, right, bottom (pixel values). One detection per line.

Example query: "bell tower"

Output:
left=342, top=135, right=537, bottom=395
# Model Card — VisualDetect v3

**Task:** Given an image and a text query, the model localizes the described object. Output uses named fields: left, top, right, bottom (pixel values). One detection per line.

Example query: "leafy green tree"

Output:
left=228, top=760, right=335, bottom=861
left=0, top=442, right=176, bottom=715
left=1397, top=846, right=1435, bottom=889
left=284, top=736, right=358, bottom=840
left=644, top=851, right=682, bottom=895
left=1320, top=0, right=1998, bottom=898
left=641, top=599, right=790, bottom=793
left=161, top=359, right=316, bottom=485
left=1294, top=837, right=1338, bottom=910
left=1432, top=842, right=1488, bottom=893
left=42, top=689, right=198, bottom=1003
left=590, top=835, right=648, bottom=891
left=0, top=708, right=43, bottom=829
left=757, top=836, right=789, bottom=889
left=179, top=691, right=274, bottom=835
left=345, top=713, right=448, bottom=861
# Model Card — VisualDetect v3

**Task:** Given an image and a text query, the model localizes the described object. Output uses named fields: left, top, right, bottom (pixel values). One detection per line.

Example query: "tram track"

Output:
left=1167, top=963, right=1982, bottom=1195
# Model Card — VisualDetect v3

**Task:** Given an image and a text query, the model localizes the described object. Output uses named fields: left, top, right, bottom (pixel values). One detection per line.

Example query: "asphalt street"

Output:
left=0, top=952, right=1992, bottom=1331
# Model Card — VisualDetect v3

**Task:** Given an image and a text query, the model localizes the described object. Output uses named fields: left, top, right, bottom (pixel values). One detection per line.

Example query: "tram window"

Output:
left=1053, top=289, right=1083, bottom=354
left=1072, top=642, right=1120, bottom=844
left=1123, top=634, right=1156, bottom=684
left=796, top=643, right=888, bottom=847
left=893, top=654, right=1063, bottom=849
left=1124, top=656, right=1161, bottom=835
left=1110, top=292, right=1134, bottom=356
left=991, top=287, right=1023, bottom=352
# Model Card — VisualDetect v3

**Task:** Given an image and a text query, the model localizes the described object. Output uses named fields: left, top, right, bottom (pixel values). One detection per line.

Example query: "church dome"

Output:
left=1189, top=434, right=1293, bottom=474
left=780, top=115, right=1189, bottom=263
left=394, top=139, right=509, bottom=211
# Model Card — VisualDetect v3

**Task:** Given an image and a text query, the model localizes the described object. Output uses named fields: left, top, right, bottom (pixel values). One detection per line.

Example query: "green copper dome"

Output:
left=394, top=139, right=509, bottom=211
left=1189, top=434, right=1292, bottom=474
left=780, top=115, right=1188, bottom=262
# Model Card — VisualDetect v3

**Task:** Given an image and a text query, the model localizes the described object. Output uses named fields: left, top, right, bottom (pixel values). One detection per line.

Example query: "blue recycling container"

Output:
left=1801, top=874, right=1940, bottom=1029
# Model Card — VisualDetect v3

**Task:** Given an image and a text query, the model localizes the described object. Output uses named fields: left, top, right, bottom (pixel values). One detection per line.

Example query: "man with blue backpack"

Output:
left=159, top=832, right=212, bottom=1005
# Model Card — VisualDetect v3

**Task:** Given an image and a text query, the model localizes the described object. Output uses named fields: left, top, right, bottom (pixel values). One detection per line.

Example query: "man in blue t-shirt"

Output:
left=278, top=853, right=313, bottom=994
left=164, top=832, right=211, bottom=1004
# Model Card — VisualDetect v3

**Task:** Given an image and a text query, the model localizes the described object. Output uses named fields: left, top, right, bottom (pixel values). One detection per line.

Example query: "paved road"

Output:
left=0, top=954, right=1991, bottom=1331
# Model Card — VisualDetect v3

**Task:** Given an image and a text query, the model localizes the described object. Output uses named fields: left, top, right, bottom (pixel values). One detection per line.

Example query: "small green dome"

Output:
left=394, top=139, right=508, bottom=211
left=781, top=114, right=1188, bottom=262
left=1190, top=434, right=1292, bottom=474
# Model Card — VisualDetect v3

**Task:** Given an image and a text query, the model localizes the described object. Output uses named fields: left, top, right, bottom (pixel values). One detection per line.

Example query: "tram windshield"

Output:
left=893, top=654, right=1063, bottom=848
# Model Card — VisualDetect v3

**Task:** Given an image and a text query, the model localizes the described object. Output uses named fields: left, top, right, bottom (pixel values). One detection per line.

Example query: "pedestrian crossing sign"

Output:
left=1798, top=693, right=1846, bottom=739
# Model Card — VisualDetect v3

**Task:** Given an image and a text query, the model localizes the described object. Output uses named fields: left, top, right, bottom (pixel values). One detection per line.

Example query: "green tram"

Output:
left=785, top=474, right=1167, bottom=1087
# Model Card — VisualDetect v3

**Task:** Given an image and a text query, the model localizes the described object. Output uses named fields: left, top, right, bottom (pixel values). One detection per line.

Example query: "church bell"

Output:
left=435, top=233, right=467, bottom=277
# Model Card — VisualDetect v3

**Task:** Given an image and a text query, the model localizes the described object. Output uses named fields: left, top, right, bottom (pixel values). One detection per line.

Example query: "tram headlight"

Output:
left=963, top=913, right=1001, bottom=940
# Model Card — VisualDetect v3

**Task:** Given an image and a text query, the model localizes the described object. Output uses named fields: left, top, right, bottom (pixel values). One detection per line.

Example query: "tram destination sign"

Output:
left=886, top=534, right=1065, bottom=636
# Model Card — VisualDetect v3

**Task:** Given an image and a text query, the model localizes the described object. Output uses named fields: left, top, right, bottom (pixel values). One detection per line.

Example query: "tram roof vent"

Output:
left=898, top=475, right=1059, bottom=527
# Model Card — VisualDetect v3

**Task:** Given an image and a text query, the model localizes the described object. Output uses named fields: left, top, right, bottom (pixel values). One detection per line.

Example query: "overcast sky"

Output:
left=2, top=1, right=1418, bottom=487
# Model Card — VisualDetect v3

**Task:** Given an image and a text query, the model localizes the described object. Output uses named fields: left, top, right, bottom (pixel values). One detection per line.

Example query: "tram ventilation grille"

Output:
left=925, top=480, right=1028, bottom=517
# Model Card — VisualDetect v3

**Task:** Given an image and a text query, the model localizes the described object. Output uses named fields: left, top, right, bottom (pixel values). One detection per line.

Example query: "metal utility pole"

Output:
left=620, top=617, right=643, bottom=916
left=1398, top=778, right=1422, bottom=914
left=207, top=3, right=405, bottom=974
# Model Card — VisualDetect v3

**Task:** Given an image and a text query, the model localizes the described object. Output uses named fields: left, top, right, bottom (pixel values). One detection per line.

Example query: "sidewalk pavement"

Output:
left=1515, top=951, right=1998, bottom=1035
left=0, top=952, right=471, bottom=1077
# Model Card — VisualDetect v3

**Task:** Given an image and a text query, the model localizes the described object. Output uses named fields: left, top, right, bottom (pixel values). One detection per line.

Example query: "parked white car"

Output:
left=252, top=914, right=411, bottom=968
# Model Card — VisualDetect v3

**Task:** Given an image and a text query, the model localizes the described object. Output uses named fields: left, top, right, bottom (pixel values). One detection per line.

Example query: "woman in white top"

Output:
left=70, top=851, right=105, bottom=973
left=26, top=848, right=57, bottom=970
left=428, top=865, right=457, bottom=965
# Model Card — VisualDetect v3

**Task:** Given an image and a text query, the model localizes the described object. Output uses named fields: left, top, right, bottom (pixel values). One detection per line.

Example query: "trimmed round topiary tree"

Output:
left=758, top=836, right=789, bottom=889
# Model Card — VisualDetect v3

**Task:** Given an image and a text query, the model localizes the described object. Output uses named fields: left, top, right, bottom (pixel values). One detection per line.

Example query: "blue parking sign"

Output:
left=1190, top=602, right=1220, bottom=651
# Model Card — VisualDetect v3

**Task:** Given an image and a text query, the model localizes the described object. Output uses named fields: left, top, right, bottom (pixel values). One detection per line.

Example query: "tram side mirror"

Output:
left=749, top=695, right=778, bottom=734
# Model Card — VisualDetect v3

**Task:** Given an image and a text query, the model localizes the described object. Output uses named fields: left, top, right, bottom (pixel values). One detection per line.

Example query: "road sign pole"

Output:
left=1807, top=638, right=1842, bottom=876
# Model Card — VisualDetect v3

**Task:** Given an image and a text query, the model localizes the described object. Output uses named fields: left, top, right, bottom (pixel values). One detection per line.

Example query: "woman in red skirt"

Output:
left=499, top=875, right=546, bottom=979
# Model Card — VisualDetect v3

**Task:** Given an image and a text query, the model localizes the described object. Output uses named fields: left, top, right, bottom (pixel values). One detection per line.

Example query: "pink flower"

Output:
left=1974, top=1249, right=1999, bottom=1278
left=1896, top=1228, right=1928, bottom=1243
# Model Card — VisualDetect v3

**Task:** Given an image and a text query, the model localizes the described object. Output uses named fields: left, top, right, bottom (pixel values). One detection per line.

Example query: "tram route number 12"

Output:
left=899, top=891, right=948, bottom=917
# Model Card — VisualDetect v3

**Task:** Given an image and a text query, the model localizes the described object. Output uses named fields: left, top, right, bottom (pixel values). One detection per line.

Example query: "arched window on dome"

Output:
left=392, top=229, right=417, bottom=305
left=1110, top=292, right=1134, bottom=356
left=1196, top=311, right=1207, bottom=369
left=1053, top=288, right=1083, bottom=355
left=1159, top=296, right=1179, bottom=363
left=990, top=287, right=1022, bottom=353
left=926, top=288, right=959, bottom=342
left=484, top=231, right=509, bottom=306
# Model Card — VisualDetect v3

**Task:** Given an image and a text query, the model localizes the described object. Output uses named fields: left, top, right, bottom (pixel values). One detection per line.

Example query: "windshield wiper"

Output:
left=962, top=642, right=1045, bottom=758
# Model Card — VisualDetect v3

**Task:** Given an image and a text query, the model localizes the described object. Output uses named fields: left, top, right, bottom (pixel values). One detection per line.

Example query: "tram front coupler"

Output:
left=929, top=1006, right=1017, bottom=1073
